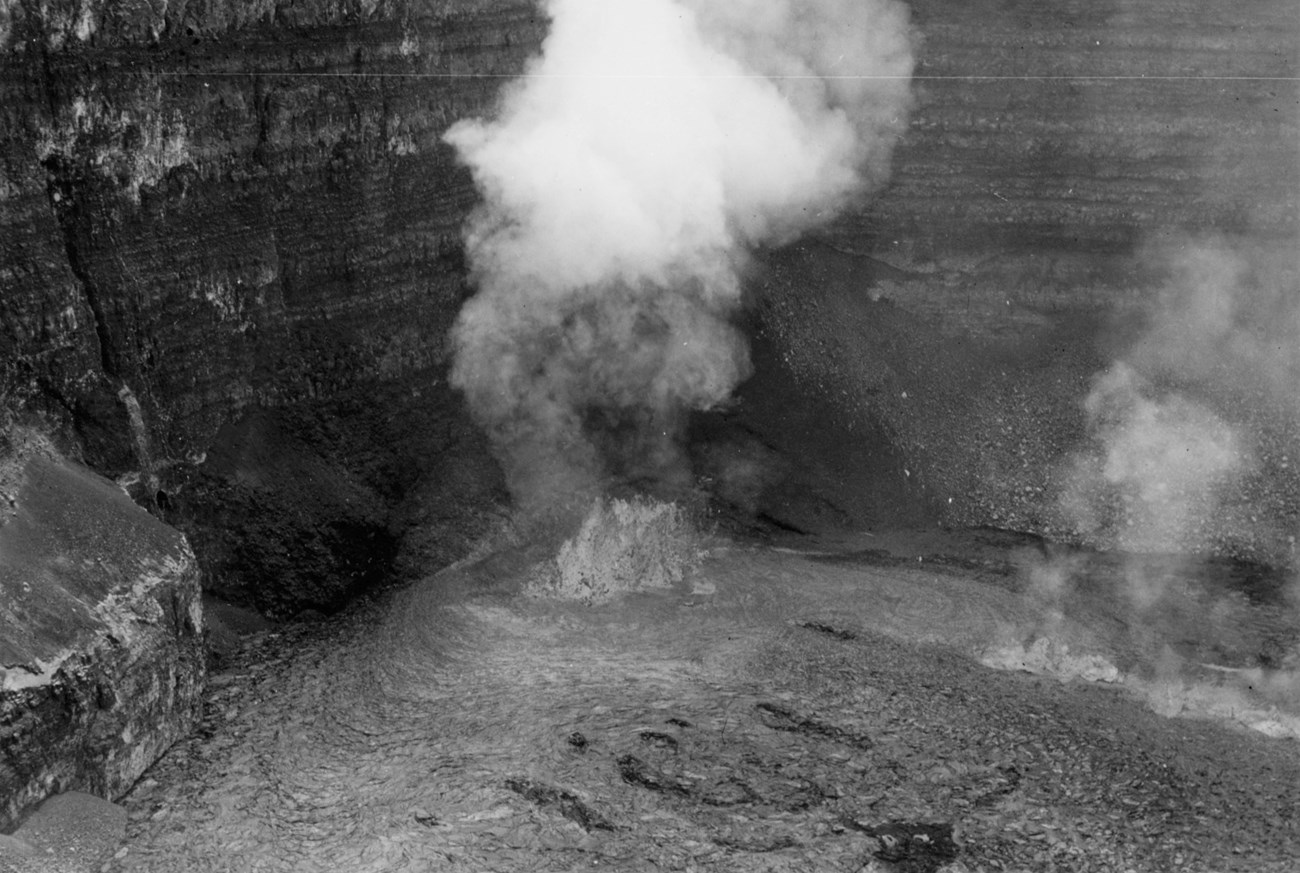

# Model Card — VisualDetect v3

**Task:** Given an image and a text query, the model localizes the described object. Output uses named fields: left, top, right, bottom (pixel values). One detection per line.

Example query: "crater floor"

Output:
left=110, top=533, right=1300, bottom=872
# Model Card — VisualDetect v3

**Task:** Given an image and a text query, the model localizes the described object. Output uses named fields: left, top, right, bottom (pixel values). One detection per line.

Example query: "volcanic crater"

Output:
left=2, top=0, right=1298, bottom=871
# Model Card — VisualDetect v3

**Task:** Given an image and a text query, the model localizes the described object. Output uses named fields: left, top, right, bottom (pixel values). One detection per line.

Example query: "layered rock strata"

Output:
left=0, top=432, right=204, bottom=831
left=1, top=0, right=1297, bottom=606
left=2, top=1, right=530, bottom=611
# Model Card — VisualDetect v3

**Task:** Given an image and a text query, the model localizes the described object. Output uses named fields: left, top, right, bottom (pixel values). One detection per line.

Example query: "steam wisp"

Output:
left=987, top=237, right=1300, bottom=737
left=445, top=0, right=914, bottom=521
left=1068, top=362, right=1245, bottom=565
left=1063, top=236, right=1300, bottom=568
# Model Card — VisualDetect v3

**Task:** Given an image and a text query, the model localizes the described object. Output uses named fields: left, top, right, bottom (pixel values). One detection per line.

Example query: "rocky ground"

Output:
left=105, top=530, right=1300, bottom=873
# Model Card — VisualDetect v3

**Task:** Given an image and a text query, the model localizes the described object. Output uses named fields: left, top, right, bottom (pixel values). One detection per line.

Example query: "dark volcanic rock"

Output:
left=864, top=820, right=959, bottom=873
left=1, top=1, right=533, bottom=610
left=0, top=432, right=204, bottom=832
left=165, top=408, right=394, bottom=618
left=3, top=0, right=1299, bottom=609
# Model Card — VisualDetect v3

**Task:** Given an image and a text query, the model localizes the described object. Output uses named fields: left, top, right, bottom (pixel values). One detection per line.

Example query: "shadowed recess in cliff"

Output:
left=443, top=0, right=914, bottom=522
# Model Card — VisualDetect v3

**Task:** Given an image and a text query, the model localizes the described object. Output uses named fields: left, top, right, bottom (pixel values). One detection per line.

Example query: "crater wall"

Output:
left=2, top=0, right=1297, bottom=609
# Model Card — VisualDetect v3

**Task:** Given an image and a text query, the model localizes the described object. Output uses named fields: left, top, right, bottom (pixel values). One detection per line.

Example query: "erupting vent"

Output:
left=444, top=0, right=914, bottom=522
left=533, top=498, right=699, bottom=603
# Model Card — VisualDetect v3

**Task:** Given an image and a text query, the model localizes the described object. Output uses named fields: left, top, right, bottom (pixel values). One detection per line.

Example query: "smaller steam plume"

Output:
left=1131, top=239, right=1300, bottom=423
left=444, top=0, right=914, bottom=522
left=1062, top=236, right=1300, bottom=566
left=1065, top=362, right=1245, bottom=564
left=989, top=236, right=1300, bottom=738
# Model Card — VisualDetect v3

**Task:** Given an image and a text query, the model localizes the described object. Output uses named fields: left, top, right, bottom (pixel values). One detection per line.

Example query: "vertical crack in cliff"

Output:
left=253, top=73, right=272, bottom=169
left=27, top=37, right=151, bottom=472
left=23, top=2, right=63, bottom=120
left=42, top=167, right=120, bottom=382
left=26, top=19, right=122, bottom=384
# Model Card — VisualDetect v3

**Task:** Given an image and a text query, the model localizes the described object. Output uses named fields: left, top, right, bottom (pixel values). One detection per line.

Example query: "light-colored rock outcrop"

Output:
left=0, top=432, right=204, bottom=831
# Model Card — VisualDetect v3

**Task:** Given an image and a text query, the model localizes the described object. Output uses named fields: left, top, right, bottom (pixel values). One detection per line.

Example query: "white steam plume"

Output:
left=1058, top=243, right=1260, bottom=619
left=1005, top=237, right=1300, bottom=737
left=1072, top=362, right=1245, bottom=561
left=445, top=0, right=914, bottom=520
left=1062, top=236, right=1300, bottom=566
left=1131, top=239, right=1300, bottom=420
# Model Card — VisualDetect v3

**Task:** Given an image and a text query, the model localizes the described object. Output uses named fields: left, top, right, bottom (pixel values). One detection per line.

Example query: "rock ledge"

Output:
left=1, top=432, right=204, bottom=831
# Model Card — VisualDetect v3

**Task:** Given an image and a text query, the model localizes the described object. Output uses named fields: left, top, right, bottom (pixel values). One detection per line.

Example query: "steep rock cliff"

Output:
left=2, top=0, right=534, bottom=613
left=2, top=0, right=1297, bottom=613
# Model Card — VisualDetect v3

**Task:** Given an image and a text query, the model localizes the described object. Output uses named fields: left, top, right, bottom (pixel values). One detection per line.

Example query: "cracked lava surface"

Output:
left=109, top=533, right=1300, bottom=872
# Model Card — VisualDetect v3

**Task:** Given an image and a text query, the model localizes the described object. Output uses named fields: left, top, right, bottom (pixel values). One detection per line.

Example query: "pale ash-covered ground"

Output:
left=109, top=532, right=1300, bottom=872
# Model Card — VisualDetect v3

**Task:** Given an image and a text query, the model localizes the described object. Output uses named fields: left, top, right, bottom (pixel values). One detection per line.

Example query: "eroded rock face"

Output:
left=1, top=1, right=529, bottom=610
left=0, top=432, right=204, bottom=831
left=1, top=0, right=1297, bottom=609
